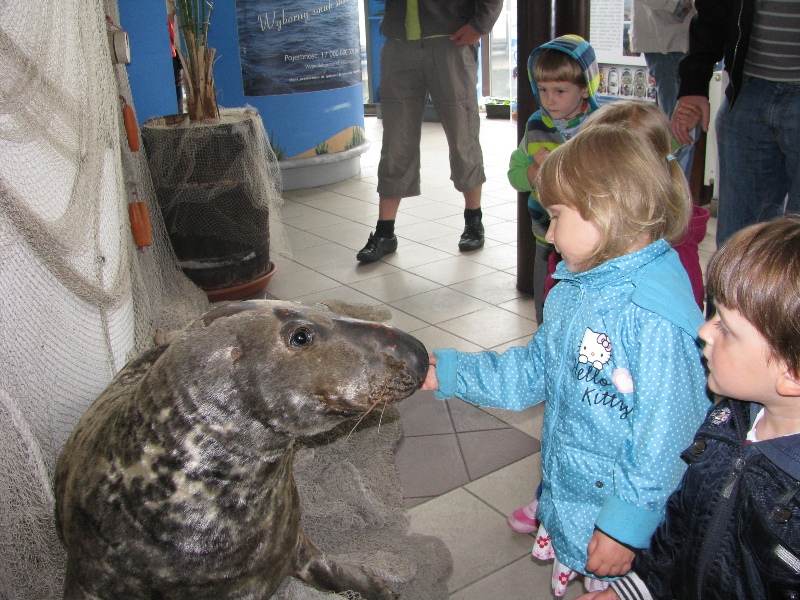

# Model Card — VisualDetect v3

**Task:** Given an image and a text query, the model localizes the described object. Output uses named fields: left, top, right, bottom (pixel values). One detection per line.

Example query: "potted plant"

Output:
left=484, top=97, right=511, bottom=120
left=141, top=0, right=279, bottom=301
left=172, top=0, right=219, bottom=122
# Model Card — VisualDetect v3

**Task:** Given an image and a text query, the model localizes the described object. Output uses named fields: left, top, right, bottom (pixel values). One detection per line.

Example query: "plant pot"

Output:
left=485, top=103, right=511, bottom=119
left=141, top=108, right=276, bottom=299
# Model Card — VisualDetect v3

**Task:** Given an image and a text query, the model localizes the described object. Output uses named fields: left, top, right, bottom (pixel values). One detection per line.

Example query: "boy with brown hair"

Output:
left=580, top=215, right=800, bottom=599
left=507, top=34, right=600, bottom=326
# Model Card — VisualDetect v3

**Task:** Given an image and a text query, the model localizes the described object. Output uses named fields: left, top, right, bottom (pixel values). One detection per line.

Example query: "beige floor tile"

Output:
left=389, top=287, right=490, bottom=324
left=497, top=295, right=539, bottom=321
left=282, top=209, right=348, bottom=231
left=290, top=242, right=360, bottom=269
left=437, top=306, right=537, bottom=349
left=407, top=256, right=497, bottom=287
left=465, top=454, right=541, bottom=517
left=378, top=241, right=455, bottom=269
left=282, top=187, right=342, bottom=202
left=283, top=225, right=330, bottom=251
left=293, top=285, right=382, bottom=307
left=450, top=271, right=523, bottom=304
left=483, top=403, right=544, bottom=440
left=490, top=334, right=537, bottom=354
left=395, top=220, right=462, bottom=243
left=349, top=271, right=442, bottom=303
left=265, top=265, right=341, bottom=300
left=381, top=306, right=430, bottom=333
left=421, top=234, right=504, bottom=255
left=270, top=254, right=306, bottom=276
left=482, top=201, right=520, bottom=221
left=484, top=220, right=521, bottom=244
left=408, top=488, right=535, bottom=594
left=278, top=200, right=319, bottom=219
left=307, top=221, right=376, bottom=250
left=460, top=243, right=518, bottom=270
left=450, top=555, right=585, bottom=600
left=316, top=257, right=400, bottom=285
left=401, top=202, right=464, bottom=221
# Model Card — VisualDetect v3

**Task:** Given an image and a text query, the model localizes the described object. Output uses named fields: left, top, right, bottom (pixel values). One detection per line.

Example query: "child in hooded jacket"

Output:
left=423, top=124, right=710, bottom=596
left=507, top=34, right=600, bottom=325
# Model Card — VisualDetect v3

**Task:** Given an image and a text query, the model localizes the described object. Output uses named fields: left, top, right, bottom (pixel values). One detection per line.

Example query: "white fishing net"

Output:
left=275, top=407, right=453, bottom=600
left=141, top=106, right=290, bottom=298
left=0, top=0, right=452, bottom=598
left=0, top=0, right=209, bottom=595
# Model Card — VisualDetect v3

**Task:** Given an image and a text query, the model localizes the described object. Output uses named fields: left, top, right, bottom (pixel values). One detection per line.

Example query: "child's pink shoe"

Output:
left=507, top=500, right=539, bottom=534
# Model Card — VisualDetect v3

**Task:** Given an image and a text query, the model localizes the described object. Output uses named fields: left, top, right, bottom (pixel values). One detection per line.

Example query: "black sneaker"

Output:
left=357, top=233, right=398, bottom=262
left=458, top=216, right=484, bottom=251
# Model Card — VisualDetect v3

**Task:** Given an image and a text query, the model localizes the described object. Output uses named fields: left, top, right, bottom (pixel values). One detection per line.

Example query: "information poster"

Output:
left=589, top=0, right=643, bottom=65
left=236, top=0, right=362, bottom=96
left=589, top=0, right=653, bottom=105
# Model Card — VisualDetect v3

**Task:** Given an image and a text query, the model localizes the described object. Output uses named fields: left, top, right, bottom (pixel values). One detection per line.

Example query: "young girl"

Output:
left=422, top=124, right=710, bottom=596
left=507, top=100, right=712, bottom=537
left=539, top=100, right=710, bottom=310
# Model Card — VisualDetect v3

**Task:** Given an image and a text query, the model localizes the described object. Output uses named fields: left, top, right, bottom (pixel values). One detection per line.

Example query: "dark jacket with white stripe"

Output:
left=611, top=398, right=800, bottom=600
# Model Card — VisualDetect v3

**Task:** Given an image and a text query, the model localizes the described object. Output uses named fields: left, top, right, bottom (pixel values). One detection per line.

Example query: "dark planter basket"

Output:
left=141, top=110, right=274, bottom=299
left=485, top=103, right=511, bottom=119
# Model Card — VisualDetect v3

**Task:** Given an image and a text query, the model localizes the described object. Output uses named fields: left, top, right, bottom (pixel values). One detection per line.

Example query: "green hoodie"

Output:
left=507, top=35, right=600, bottom=246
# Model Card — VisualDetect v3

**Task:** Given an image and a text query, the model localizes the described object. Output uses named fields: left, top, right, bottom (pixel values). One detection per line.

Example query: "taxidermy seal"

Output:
left=54, top=300, right=428, bottom=599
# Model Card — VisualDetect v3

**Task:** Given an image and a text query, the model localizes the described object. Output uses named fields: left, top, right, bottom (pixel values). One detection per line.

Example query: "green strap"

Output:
left=405, top=0, right=421, bottom=40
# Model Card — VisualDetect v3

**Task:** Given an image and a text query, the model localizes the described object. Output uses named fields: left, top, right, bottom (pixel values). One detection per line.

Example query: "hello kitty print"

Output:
left=573, top=327, right=633, bottom=419
left=579, top=328, right=612, bottom=370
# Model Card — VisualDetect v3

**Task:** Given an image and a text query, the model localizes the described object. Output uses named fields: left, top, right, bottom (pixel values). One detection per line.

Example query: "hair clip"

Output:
left=666, top=154, right=677, bottom=162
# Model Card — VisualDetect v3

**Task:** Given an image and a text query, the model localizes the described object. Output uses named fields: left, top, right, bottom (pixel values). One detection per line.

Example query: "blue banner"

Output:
left=236, top=0, right=362, bottom=96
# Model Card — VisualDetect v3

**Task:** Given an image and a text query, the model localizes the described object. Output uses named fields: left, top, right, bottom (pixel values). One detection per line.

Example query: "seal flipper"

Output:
left=293, top=531, right=398, bottom=600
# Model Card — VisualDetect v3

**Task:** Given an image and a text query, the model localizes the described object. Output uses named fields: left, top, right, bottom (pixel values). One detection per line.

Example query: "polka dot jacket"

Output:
left=433, top=239, right=710, bottom=576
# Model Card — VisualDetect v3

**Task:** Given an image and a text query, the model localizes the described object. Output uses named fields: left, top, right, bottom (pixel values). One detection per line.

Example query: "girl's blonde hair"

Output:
left=536, top=107, right=691, bottom=271
left=583, top=99, right=674, bottom=160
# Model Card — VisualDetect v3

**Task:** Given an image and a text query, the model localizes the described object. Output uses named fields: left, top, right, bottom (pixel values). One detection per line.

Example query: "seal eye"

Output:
left=289, top=327, right=314, bottom=348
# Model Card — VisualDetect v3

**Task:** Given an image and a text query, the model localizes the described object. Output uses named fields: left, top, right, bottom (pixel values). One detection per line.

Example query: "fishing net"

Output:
left=0, top=0, right=209, bottom=595
left=274, top=406, right=452, bottom=600
left=0, top=0, right=451, bottom=597
left=141, top=106, right=289, bottom=298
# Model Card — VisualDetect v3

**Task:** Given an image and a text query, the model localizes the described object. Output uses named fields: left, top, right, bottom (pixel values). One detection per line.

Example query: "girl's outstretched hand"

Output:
left=420, top=353, right=438, bottom=390
left=585, top=529, right=634, bottom=577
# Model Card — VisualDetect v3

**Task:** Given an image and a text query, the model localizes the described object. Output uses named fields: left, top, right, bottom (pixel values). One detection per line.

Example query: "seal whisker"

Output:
left=346, top=392, right=387, bottom=441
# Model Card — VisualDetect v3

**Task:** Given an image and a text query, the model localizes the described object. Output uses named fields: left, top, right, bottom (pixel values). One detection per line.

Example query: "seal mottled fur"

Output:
left=54, top=300, right=428, bottom=599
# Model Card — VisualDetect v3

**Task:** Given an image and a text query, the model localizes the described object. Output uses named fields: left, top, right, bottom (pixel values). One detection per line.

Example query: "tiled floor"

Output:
left=255, top=114, right=718, bottom=599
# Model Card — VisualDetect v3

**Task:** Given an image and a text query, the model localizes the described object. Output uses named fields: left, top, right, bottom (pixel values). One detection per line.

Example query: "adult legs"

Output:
left=772, top=82, right=800, bottom=218
left=715, top=76, right=795, bottom=246
left=359, top=39, right=428, bottom=262
left=426, top=39, right=487, bottom=250
left=645, top=52, right=696, bottom=180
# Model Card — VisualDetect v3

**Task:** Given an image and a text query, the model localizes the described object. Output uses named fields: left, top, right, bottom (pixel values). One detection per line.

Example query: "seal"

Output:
left=54, top=300, right=428, bottom=600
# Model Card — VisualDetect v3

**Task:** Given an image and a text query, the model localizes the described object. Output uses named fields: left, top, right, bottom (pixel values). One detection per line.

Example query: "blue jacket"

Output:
left=434, top=240, right=710, bottom=575
left=612, top=398, right=800, bottom=599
